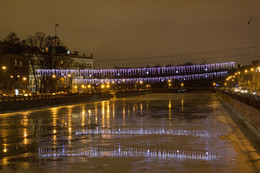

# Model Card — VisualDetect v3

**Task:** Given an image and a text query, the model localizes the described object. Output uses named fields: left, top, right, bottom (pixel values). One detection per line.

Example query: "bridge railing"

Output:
left=36, top=62, right=235, bottom=77
left=218, top=89, right=260, bottom=110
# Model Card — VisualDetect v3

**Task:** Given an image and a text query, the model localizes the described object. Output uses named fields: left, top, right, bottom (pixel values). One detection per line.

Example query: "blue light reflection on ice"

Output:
left=38, top=147, right=226, bottom=161
left=74, top=128, right=219, bottom=138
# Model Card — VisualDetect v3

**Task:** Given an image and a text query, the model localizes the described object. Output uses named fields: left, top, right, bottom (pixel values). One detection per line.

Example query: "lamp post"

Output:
left=1, top=66, right=7, bottom=94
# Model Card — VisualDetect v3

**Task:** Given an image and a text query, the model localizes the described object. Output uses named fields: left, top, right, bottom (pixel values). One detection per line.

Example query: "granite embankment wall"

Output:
left=0, top=93, right=112, bottom=112
left=217, top=91, right=260, bottom=133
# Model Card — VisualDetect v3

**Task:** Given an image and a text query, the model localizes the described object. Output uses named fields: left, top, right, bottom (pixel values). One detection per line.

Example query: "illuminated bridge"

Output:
left=37, top=62, right=235, bottom=84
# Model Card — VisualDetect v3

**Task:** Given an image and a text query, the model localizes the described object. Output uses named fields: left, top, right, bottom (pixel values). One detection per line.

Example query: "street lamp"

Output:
left=23, top=77, right=27, bottom=81
left=2, top=66, right=7, bottom=70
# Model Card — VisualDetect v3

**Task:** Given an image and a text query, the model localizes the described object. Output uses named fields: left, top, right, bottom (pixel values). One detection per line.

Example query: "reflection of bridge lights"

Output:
left=74, top=128, right=217, bottom=138
left=38, top=147, right=226, bottom=161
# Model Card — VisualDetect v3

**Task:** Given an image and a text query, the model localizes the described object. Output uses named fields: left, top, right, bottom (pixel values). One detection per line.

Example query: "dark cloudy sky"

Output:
left=1, top=0, right=260, bottom=68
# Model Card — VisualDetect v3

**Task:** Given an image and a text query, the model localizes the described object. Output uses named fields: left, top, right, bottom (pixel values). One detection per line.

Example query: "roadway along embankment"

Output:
left=217, top=90, right=260, bottom=134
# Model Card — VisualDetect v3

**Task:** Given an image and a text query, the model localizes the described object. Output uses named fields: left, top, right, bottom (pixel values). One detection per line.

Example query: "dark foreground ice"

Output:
left=0, top=93, right=259, bottom=172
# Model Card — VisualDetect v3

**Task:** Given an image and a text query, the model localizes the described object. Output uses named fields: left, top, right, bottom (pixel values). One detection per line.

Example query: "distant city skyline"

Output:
left=1, top=0, right=260, bottom=68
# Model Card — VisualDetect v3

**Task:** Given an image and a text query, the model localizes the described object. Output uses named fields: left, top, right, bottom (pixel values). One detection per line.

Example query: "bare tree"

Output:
left=26, top=32, right=71, bottom=93
left=4, top=32, right=20, bottom=46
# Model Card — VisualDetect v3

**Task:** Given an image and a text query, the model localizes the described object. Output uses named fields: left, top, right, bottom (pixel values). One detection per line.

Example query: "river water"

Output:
left=0, top=93, right=259, bottom=173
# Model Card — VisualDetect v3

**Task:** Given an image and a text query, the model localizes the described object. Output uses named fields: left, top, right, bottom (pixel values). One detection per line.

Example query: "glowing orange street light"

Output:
left=2, top=66, right=7, bottom=70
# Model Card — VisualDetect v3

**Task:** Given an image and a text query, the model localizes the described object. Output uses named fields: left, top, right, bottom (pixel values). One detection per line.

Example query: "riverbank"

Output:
left=217, top=90, right=260, bottom=135
left=0, top=91, right=152, bottom=112
left=115, top=90, right=150, bottom=98
left=0, top=92, right=112, bottom=112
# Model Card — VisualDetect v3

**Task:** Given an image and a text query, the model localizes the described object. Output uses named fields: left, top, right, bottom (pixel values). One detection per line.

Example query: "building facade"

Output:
left=0, top=44, right=29, bottom=95
left=235, top=61, right=260, bottom=91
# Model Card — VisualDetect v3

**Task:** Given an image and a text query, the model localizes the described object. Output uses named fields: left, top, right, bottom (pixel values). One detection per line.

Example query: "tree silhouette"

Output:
left=26, top=32, right=71, bottom=93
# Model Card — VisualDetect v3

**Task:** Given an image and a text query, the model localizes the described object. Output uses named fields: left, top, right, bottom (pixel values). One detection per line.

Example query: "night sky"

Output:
left=1, top=0, right=260, bottom=68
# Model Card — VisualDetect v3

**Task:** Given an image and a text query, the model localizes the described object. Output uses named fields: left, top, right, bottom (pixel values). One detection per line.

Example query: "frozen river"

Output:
left=0, top=93, right=259, bottom=172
